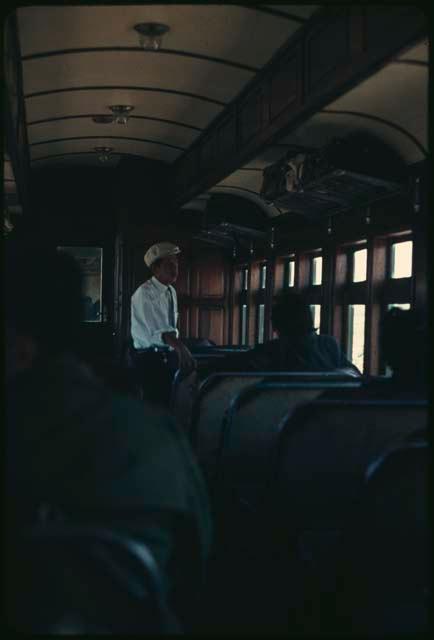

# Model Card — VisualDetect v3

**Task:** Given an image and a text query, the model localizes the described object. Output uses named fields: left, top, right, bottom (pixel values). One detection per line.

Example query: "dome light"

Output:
left=134, top=22, right=170, bottom=51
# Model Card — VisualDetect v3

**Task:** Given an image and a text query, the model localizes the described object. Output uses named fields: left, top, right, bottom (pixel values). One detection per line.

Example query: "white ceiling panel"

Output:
left=267, top=5, right=320, bottom=19
left=25, top=90, right=222, bottom=129
left=22, top=52, right=253, bottom=103
left=279, top=111, right=425, bottom=165
left=17, top=5, right=301, bottom=68
left=396, top=39, right=429, bottom=63
left=27, top=118, right=199, bottom=149
left=30, top=138, right=182, bottom=164
left=32, top=154, right=123, bottom=169
left=216, top=170, right=263, bottom=193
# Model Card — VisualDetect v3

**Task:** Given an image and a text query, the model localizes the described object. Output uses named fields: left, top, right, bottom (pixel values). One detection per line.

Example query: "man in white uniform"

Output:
left=131, top=242, right=194, bottom=373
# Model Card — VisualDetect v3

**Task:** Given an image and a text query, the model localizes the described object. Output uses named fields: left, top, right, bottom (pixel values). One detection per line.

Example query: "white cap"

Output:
left=144, top=242, right=181, bottom=268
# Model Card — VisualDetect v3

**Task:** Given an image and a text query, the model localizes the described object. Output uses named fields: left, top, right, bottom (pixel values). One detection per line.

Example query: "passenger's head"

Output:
left=144, top=241, right=180, bottom=286
left=271, top=291, right=314, bottom=338
left=5, top=240, right=83, bottom=379
left=381, top=308, right=426, bottom=381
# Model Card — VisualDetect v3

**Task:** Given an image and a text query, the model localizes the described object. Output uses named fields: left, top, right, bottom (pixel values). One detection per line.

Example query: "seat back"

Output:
left=335, top=431, right=429, bottom=634
left=217, top=379, right=362, bottom=507
left=170, top=368, right=200, bottom=432
left=7, top=524, right=180, bottom=634
left=273, top=399, right=428, bottom=529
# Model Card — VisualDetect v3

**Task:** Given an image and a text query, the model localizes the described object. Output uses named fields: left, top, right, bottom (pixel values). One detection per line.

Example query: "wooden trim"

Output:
left=173, top=6, right=426, bottom=206
left=28, top=114, right=204, bottom=132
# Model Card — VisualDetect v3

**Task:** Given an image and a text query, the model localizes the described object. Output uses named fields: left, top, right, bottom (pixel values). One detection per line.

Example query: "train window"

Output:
left=352, top=248, right=367, bottom=282
left=310, top=304, right=321, bottom=332
left=242, top=267, right=249, bottom=291
left=311, top=255, right=322, bottom=285
left=257, top=304, right=265, bottom=344
left=387, top=303, right=411, bottom=311
left=347, top=304, right=366, bottom=372
left=286, top=259, right=295, bottom=287
left=241, top=304, right=248, bottom=346
left=58, top=246, right=103, bottom=322
left=390, top=240, right=413, bottom=279
left=260, top=264, right=267, bottom=289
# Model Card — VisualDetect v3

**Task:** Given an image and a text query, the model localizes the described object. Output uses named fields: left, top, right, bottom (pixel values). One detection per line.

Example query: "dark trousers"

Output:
left=131, top=348, right=179, bottom=406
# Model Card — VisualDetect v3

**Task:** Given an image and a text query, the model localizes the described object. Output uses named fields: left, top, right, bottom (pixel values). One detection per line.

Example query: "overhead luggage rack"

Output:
left=261, top=133, right=409, bottom=219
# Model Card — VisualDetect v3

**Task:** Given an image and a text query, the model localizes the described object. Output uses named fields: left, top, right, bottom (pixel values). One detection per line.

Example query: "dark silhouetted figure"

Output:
left=219, top=292, right=359, bottom=374
left=5, top=238, right=212, bottom=632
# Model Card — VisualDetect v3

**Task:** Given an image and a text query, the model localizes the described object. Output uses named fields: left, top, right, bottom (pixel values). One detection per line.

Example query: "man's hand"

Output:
left=162, top=333, right=196, bottom=373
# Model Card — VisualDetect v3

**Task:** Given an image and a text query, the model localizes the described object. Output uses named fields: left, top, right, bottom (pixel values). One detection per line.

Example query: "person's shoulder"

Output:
left=132, top=279, right=155, bottom=300
left=317, top=333, right=339, bottom=349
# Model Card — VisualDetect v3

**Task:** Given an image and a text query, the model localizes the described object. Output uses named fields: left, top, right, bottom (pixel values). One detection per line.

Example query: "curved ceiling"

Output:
left=213, top=39, right=428, bottom=216
left=17, top=4, right=317, bottom=168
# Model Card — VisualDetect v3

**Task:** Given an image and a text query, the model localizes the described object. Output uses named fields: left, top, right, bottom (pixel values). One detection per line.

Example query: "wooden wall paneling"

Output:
left=190, top=305, right=200, bottom=339
left=269, top=47, right=301, bottom=122
left=178, top=304, right=190, bottom=339
left=274, top=258, right=285, bottom=294
left=364, top=5, right=426, bottom=56
left=248, top=262, right=260, bottom=345
left=239, top=86, right=264, bottom=146
left=198, top=306, right=225, bottom=345
left=265, top=256, right=276, bottom=341
left=218, top=113, right=237, bottom=162
left=200, top=131, right=217, bottom=173
left=321, top=241, right=335, bottom=335
left=297, top=252, right=311, bottom=290
left=365, top=236, right=387, bottom=375
left=333, top=248, right=348, bottom=344
left=305, top=8, right=350, bottom=97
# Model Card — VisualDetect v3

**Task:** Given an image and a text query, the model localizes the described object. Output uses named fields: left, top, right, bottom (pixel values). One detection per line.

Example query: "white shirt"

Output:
left=131, top=276, right=179, bottom=349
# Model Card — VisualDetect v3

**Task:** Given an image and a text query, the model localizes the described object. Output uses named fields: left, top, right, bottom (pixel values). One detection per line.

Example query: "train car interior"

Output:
left=4, top=3, right=429, bottom=635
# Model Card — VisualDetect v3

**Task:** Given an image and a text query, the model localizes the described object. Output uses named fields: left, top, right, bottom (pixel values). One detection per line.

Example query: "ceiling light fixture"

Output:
left=134, top=22, right=170, bottom=51
left=92, top=114, right=114, bottom=124
left=94, top=146, right=113, bottom=163
left=109, top=105, right=134, bottom=124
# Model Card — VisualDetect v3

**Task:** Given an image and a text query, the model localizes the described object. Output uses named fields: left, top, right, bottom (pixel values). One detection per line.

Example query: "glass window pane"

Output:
left=241, top=304, right=248, bottom=345
left=310, top=304, right=321, bottom=332
left=260, top=265, right=267, bottom=289
left=352, top=248, right=367, bottom=282
left=347, top=304, right=365, bottom=372
left=387, top=303, right=411, bottom=311
left=258, top=304, right=265, bottom=344
left=311, top=256, right=322, bottom=285
left=288, top=260, right=295, bottom=287
left=242, top=267, right=249, bottom=290
left=390, top=240, right=413, bottom=278
left=58, top=246, right=103, bottom=322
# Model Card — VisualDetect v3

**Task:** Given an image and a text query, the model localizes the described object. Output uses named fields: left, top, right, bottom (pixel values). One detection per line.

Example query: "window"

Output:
left=311, top=255, right=322, bottom=285
left=287, top=260, right=295, bottom=287
left=310, top=304, right=321, bottom=332
left=347, top=305, right=365, bottom=372
left=352, top=248, right=367, bottom=282
left=390, top=240, right=413, bottom=279
left=387, top=303, right=411, bottom=311
left=257, top=304, right=265, bottom=344
left=241, top=304, right=248, bottom=345
left=58, top=246, right=103, bottom=322
left=260, top=264, right=267, bottom=289
left=242, top=267, right=249, bottom=291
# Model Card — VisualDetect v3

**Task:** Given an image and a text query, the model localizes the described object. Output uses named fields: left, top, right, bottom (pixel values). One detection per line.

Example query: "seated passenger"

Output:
left=218, top=292, right=359, bottom=374
left=381, top=307, right=426, bottom=388
left=5, top=239, right=212, bottom=630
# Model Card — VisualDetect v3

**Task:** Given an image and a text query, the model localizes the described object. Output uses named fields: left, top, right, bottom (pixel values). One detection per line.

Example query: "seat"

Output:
left=333, top=430, right=429, bottom=635
left=216, top=377, right=362, bottom=510
left=170, top=368, right=199, bottom=432
left=6, top=524, right=181, bottom=634
left=273, top=398, right=427, bottom=529
left=267, top=399, right=427, bottom=633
